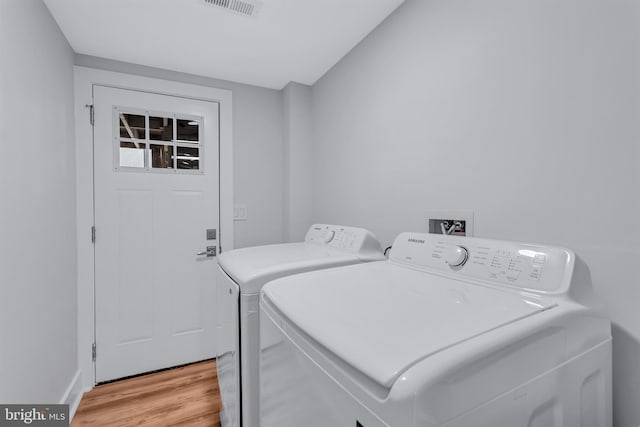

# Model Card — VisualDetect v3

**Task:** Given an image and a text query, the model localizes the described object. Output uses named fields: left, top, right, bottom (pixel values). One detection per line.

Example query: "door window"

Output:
left=114, top=106, right=202, bottom=173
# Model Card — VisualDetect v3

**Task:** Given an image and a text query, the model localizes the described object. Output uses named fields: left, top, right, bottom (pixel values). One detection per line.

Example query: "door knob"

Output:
left=197, top=246, right=217, bottom=257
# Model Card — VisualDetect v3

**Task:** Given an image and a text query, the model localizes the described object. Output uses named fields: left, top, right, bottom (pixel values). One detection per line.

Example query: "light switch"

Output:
left=234, top=204, right=248, bottom=221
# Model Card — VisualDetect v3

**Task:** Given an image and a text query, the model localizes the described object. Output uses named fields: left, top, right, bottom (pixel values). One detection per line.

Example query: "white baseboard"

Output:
left=59, top=370, right=86, bottom=420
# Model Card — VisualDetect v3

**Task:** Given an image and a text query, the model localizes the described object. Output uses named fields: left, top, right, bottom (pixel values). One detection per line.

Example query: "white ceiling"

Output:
left=43, top=0, right=405, bottom=89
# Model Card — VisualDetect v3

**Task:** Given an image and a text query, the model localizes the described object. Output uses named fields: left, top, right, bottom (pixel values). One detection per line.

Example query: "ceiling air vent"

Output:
left=200, top=0, right=263, bottom=17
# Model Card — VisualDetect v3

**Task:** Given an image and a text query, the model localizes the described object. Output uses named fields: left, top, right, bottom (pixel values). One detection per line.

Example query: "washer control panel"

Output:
left=390, top=232, right=572, bottom=293
left=305, top=224, right=385, bottom=258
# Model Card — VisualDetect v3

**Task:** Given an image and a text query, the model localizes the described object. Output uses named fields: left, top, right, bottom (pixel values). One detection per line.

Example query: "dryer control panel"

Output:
left=389, top=232, right=573, bottom=294
left=305, top=224, right=385, bottom=259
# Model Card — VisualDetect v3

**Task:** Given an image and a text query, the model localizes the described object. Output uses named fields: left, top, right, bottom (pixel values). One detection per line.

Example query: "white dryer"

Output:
left=216, top=224, right=384, bottom=427
left=260, top=232, right=612, bottom=427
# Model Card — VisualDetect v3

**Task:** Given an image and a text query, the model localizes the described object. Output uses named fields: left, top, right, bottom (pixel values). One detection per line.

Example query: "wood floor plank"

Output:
left=72, top=360, right=221, bottom=427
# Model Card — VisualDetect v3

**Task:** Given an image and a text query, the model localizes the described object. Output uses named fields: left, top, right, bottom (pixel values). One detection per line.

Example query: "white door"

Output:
left=93, top=85, right=219, bottom=382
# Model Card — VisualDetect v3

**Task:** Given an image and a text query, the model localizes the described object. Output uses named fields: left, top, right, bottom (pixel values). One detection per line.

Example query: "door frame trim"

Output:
left=74, top=66, right=234, bottom=391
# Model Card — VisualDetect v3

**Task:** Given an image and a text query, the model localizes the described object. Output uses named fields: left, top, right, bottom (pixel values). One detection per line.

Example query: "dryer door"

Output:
left=216, top=265, right=240, bottom=427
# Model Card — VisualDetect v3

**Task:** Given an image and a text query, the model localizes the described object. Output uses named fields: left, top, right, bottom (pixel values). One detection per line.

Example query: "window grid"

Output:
left=113, top=106, right=203, bottom=174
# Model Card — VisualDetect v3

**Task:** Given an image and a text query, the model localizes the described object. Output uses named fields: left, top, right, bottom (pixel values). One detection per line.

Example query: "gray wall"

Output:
left=0, top=0, right=78, bottom=402
left=75, top=55, right=286, bottom=249
left=311, top=0, right=640, bottom=425
left=282, top=82, right=314, bottom=242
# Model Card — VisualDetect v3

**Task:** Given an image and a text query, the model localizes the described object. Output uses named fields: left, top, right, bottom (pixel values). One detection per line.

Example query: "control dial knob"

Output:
left=445, top=245, right=469, bottom=267
left=323, top=230, right=336, bottom=243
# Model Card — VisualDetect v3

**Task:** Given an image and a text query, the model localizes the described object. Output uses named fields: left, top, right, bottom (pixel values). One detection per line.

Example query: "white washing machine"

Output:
left=260, top=232, right=612, bottom=427
left=216, top=224, right=384, bottom=427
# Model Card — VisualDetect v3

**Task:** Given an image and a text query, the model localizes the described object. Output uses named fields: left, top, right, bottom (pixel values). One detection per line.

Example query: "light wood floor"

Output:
left=71, top=360, right=221, bottom=427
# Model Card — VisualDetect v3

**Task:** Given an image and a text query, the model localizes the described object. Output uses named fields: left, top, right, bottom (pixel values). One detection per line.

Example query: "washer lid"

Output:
left=263, top=262, right=555, bottom=389
left=218, top=242, right=360, bottom=294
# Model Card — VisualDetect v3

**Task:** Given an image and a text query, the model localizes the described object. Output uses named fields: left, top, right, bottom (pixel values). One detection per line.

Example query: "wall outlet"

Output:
left=425, top=210, right=474, bottom=236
